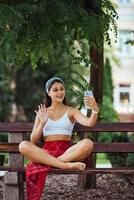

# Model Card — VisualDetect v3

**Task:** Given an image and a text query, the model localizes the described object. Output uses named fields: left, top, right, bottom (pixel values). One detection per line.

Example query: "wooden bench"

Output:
left=0, top=122, right=134, bottom=200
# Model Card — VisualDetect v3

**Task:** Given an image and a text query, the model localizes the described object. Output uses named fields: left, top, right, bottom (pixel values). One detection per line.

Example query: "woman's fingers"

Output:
left=38, top=105, right=41, bottom=111
left=39, top=104, right=43, bottom=110
left=84, top=96, right=96, bottom=107
left=40, top=104, right=44, bottom=110
left=43, top=104, right=46, bottom=110
left=34, top=110, right=37, bottom=114
left=38, top=104, right=43, bottom=110
left=37, top=104, right=47, bottom=114
left=84, top=97, right=91, bottom=103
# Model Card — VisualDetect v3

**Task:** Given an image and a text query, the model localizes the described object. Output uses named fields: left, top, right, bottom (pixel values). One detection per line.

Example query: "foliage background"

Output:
left=0, top=0, right=118, bottom=68
left=0, top=0, right=118, bottom=122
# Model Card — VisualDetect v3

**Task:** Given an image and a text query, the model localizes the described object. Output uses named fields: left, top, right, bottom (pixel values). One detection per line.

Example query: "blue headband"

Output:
left=45, top=77, right=64, bottom=93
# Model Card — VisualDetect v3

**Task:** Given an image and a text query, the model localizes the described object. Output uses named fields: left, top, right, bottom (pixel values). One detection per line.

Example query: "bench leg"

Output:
left=18, top=172, right=25, bottom=200
left=78, top=153, right=96, bottom=189
left=85, top=153, right=96, bottom=189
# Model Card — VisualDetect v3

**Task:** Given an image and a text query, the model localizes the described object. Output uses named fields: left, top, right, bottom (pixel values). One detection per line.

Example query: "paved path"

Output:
left=1, top=172, right=134, bottom=200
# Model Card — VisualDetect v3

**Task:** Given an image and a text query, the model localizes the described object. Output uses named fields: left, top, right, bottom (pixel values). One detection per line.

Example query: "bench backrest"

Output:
left=0, top=122, right=134, bottom=153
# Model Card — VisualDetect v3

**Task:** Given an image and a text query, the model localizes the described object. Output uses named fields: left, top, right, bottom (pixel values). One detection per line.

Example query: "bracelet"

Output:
left=92, top=108, right=99, bottom=114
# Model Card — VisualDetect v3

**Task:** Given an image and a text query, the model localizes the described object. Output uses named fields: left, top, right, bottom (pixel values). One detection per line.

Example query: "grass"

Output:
left=96, top=153, right=111, bottom=164
left=24, top=159, right=29, bottom=166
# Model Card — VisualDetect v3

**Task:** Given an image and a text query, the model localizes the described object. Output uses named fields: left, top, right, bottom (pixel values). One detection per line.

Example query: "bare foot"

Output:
left=66, top=162, right=86, bottom=170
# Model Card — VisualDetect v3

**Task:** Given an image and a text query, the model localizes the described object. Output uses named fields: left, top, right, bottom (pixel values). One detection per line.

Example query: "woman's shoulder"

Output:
left=67, top=106, right=82, bottom=123
left=67, top=106, right=80, bottom=116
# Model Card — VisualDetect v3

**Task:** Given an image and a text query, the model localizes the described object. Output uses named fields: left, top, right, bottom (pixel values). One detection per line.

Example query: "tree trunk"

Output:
left=90, top=45, right=103, bottom=106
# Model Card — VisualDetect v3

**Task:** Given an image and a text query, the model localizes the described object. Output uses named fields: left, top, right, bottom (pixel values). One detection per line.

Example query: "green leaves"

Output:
left=0, top=63, right=15, bottom=121
left=56, top=67, right=90, bottom=108
left=0, top=0, right=118, bottom=68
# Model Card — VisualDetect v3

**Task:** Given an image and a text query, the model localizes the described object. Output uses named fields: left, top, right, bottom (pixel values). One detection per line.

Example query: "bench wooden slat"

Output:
left=51, top=168, right=134, bottom=174
left=0, top=122, right=33, bottom=132
left=94, top=143, right=134, bottom=153
left=0, top=166, right=134, bottom=174
left=0, top=143, right=44, bottom=153
left=0, top=143, right=134, bottom=153
left=0, top=122, right=134, bottom=132
left=75, top=122, right=134, bottom=132
left=0, top=143, right=19, bottom=153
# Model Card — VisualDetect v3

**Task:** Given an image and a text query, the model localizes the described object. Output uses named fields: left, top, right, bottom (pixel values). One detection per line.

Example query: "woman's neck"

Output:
left=50, top=102, right=65, bottom=111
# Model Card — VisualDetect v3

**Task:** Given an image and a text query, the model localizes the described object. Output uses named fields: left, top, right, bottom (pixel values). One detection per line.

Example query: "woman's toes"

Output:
left=80, top=163, right=86, bottom=170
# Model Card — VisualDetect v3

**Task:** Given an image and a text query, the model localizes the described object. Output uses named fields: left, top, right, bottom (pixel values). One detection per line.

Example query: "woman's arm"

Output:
left=30, top=104, right=48, bottom=144
left=72, top=96, right=99, bottom=127
left=73, top=108, right=98, bottom=127
left=30, top=116, right=45, bottom=144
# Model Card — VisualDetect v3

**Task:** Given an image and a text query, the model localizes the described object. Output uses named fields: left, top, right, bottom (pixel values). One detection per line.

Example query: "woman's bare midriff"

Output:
left=44, top=134, right=71, bottom=141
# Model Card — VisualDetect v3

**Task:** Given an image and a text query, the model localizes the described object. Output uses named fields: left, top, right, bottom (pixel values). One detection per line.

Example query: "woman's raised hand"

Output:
left=83, top=96, right=99, bottom=112
left=34, top=104, right=48, bottom=124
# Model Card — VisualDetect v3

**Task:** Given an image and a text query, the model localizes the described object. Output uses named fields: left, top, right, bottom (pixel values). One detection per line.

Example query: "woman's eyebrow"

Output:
left=53, top=86, right=64, bottom=89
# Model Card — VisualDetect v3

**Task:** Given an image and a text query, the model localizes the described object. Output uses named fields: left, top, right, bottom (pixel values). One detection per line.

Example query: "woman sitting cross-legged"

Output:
left=19, top=77, right=99, bottom=200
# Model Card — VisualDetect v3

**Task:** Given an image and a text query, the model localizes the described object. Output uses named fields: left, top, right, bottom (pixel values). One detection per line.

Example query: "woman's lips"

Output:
left=56, top=96, right=63, bottom=99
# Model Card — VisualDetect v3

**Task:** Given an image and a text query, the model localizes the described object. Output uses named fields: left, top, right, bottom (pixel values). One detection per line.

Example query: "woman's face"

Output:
left=48, top=82, right=65, bottom=103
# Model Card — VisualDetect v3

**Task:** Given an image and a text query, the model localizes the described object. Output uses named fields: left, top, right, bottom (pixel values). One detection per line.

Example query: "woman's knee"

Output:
left=19, top=140, right=31, bottom=154
left=80, top=139, right=94, bottom=153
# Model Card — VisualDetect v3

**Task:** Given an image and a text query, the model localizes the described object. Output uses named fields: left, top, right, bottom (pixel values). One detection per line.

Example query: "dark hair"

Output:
left=44, top=79, right=67, bottom=107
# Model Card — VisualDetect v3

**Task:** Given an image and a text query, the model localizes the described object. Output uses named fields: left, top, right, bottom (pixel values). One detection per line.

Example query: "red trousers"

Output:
left=26, top=141, right=72, bottom=200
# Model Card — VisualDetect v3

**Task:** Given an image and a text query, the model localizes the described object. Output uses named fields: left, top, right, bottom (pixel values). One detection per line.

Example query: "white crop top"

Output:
left=43, top=111, right=75, bottom=136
